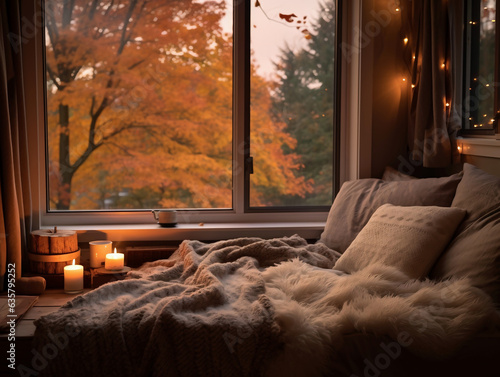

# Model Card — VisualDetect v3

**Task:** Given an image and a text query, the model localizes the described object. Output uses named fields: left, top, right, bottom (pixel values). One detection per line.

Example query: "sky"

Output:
left=221, top=0, right=326, bottom=77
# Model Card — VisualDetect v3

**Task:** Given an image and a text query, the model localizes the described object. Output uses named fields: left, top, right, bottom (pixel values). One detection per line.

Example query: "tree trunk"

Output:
left=57, top=103, right=73, bottom=210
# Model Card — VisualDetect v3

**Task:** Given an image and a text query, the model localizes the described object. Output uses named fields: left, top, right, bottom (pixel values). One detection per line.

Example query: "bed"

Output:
left=32, top=163, right=500, bottom=377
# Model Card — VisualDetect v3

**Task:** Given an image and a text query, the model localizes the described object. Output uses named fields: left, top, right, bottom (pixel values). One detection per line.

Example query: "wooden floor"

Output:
left=0, top=289, right=89, bottom=376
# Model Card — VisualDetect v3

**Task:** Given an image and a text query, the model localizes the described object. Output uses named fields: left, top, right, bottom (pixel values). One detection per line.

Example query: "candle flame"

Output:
left=114, top=247, right=117, bottom=254
left=72, top=259, right=75, bottom=266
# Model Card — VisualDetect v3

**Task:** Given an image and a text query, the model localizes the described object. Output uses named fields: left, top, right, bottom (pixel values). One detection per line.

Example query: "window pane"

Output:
left=250, top=0, right=337, bottom=207
left=45, top=0, right=233, bottom=210
left=464, top=0, right=497, bottom=131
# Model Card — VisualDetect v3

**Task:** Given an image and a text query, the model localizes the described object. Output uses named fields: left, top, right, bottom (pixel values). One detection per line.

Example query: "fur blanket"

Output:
left=32, top=235, right=496, bottom=377
left=262, top=260, right=498, bottom=377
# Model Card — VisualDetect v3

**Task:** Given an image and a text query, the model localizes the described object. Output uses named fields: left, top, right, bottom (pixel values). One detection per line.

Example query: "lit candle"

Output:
left=64, top=259, right=84, bottom=294
left=105, top=248, right=124, bottom=270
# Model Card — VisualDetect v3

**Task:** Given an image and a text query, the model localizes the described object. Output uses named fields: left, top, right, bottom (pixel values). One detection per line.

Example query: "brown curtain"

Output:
left=1, top=0, right=45, bottom=294
left=403, top=0, right=462, bottom=168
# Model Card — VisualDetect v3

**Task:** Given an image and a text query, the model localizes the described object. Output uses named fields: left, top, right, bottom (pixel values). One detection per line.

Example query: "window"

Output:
left=249, top=1, right=339, bottom=209
left=45, top=0, right=234, bottom=211
left=43, top=0, right=340, bottom=216
left=463, top=0, right=500, bottom=134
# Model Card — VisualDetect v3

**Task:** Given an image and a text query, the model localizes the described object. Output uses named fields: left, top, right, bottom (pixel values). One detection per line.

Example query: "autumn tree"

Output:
left=45, top=0, right=310, bottom=210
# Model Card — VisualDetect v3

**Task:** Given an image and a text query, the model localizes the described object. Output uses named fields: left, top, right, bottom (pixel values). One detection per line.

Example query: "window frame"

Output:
left=21, top=0, right=364, bottom=236
left=462, top=0, right=500, bottom=135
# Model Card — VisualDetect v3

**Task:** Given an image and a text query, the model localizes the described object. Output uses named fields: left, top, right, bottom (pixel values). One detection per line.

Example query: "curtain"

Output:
left=403, top=0, right=462, bottom=168
left=1, top=0, right=45, bottom=294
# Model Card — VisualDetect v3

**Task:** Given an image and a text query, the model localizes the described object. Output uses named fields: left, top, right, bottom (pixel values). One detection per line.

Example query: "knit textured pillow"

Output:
left=334, top=204, right=466, bottom=279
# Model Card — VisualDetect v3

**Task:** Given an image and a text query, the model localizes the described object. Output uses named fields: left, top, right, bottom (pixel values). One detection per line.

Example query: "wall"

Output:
left=459, top=138, right=500, bottom=175
left=462, top=155, right=500, bottom=177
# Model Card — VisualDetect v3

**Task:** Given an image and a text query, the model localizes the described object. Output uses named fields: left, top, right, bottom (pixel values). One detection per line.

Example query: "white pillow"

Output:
left=333, top=204, right=466, bottom=279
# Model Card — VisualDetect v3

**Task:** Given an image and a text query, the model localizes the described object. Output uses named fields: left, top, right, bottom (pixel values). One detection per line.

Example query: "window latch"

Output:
left=246, top=156, right=254, bottom=174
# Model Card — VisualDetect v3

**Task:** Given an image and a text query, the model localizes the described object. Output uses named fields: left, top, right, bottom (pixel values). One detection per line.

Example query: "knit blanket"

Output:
left=32, top=235, right=339, bottom=377
left=32, top=235, right=497, bottom=377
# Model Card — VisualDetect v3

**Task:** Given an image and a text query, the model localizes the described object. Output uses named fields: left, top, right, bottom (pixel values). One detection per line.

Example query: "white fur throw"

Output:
left=263, top=260, right=497, bottom=377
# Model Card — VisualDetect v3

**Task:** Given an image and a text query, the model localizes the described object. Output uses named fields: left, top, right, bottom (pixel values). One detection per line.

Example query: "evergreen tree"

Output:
left=270, top=0, right=337, bottom=206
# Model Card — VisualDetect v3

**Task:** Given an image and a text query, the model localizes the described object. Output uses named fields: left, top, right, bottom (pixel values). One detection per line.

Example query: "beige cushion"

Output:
left=382, top=166, right=417, bottom=181
left=449, top=163, right=500, bottom=226
left=432, top=163, right=500, bottom=304
left=334, top=204, right=466, bottom=279
left=319, top=173, right=462, bottom=253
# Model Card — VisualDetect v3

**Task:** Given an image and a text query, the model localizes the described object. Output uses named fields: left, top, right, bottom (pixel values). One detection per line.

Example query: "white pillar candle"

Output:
left=64, top=259, right=84, bottom=293
left=105, top=248, right=124, bottom=270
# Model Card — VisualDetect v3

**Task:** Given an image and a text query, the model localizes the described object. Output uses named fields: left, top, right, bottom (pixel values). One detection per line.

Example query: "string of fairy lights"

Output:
left=397, top=0, right=497, bottom=131
left=398, top=1, right=452, bottom=122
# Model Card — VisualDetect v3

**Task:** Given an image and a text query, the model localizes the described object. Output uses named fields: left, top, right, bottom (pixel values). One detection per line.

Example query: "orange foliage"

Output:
left=46, top=0, right=310, bottom=210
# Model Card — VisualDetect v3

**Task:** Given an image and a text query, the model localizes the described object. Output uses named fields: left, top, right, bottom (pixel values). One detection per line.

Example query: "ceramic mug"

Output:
left=89, top=240, right=112, bottom=268
left=152, top=209, right=177, bottom=227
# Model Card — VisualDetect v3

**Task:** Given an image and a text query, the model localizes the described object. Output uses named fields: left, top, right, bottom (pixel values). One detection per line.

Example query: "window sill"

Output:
left=458, top=137, right=500, bottom=159
left=47, top=222, right=327, bottom=243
